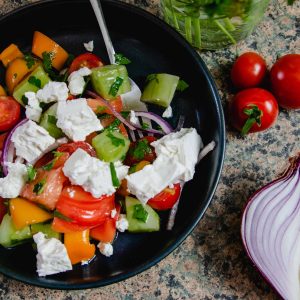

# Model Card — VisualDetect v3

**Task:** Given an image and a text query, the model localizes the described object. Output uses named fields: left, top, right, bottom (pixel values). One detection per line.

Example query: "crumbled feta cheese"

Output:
left=83, top=40, right=94, bottom=52
left=129, top=110, right=139, bottom=125
left=12, top=120, right=56, bottom=164
left=63, top=148, right=115, bottom=198
left=110, top=209, right=117, bottom=218
left=68, top=67, right=91, bottom=96
left=116, top=214, right=129, bottom=232
left=126, top=154, right=185, bottom=204
left=98, top=242, right=113, bottom=257
left=33, top=232, right=72, bottom=277
left=121, top=79, right=146, bottom=111
left=151, top=128, right=203, bottom=181
left=162, top=106, right=173, bottom=118
left=37, top=81, right=69, bottom=103
left=0, top=163, right=27, bottom=198
left=56, top=98, right=102, bottom=141
left=25, top=92, right=42, bottom=122
left=114, top=161, right=129, bottom=182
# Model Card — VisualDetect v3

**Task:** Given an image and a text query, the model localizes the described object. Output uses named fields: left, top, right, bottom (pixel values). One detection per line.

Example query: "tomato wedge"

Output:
left=0, top=97, right=21, bottom=131
left=57, top=141, right=96, bottom=157
left=52, top=217, right=91, bottom=233
left=68, top=53, right=104, bottom=74
left=147, top=183, right=181, bottom=210
left=87, top=96, right=123, bottom=114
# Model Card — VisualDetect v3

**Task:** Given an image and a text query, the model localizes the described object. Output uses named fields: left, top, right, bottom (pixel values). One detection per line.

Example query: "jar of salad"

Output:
left=160, top=0, right=270, bottom=50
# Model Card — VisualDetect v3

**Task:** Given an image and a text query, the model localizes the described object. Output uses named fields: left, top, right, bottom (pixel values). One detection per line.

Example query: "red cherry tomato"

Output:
left=0, top=96, right=21, bottom=131
left=148, top=183, right=181, bottom=210
left=231, top=52, right=267, bottom=89
left=270, top=54, right=300, bottom=109
left=57, top=141, right=97, bottom=157
left=68, top=53, right=104, bottom=74
left=52, top=217, right=91, bottom=233
left=230, top=88, right=279, bottom=135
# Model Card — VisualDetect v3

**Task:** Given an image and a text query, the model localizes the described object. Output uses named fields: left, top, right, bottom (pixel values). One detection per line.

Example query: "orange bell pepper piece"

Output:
left=32, top=31, right=68, bottom=70
left=64, top=230, right=95, bottom=265
left=0, top=44, right=24, bottom=67
left=5, top=57, right=39, bottom=94
left=9, top=198, right=52, bottom=229
left=90, top=218, right=117, bottom=243
left=0, top=85, right=7, bottom=96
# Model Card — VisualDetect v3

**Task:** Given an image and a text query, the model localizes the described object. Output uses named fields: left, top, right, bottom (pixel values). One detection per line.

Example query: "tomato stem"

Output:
left=241, top=104, right=263, bottom=136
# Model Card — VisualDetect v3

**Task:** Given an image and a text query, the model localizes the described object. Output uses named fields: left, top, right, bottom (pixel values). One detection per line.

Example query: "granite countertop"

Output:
left=0, top=0, right=299, bottom=299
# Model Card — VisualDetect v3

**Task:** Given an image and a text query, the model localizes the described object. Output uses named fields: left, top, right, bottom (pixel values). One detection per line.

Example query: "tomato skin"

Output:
left=69, top=53, right=103, bottom=74
left=230, top=88, right=279, bottom=134
left=87, top=96, right=123, bottom=114
left=57, top=141, right=96, bottom=157
left=52, top=217, right=91, bottom=233
left=270, top=54, right=300, bottom=109
left=0, top=97, right=21, bottom=131
left=231, top=52, right=267, bottom=89
left=148, top=183, right=181, bottom=210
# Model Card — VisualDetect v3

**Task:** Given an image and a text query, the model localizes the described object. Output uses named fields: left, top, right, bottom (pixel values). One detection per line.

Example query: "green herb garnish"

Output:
left=21, top=95, right=29, bottom=106
left=42, top=51, right=54, bottom=72
left=106, top=118, right=121, bottom=132
left=96, top=106, right=106, bottom=114
left=47, top=115, right=57, bottom=125
left=109, top=77, right=123, bottom=97
left=114, top=53, right=131, bottom=65
left=131, top=139, right=151, bottom=160
left=53, top=151, right=64, bottom=158
left=176, top=79, right=189, bottom=92
left=146, top=74, right=159, bottom=83
left=54, top=211, right=73, bottom=222
left=107, top=132, right=125, bottom=147
left=132, top=204, right=149, bottom=223
left=28, top=76, right=41, bottom=88
left=33, top=178, right=46, bottom=195
left=109, top=162, right=120, bottom=188
left=24, top=54, right=36, bottom=69
left=141, top=122, right=149, bottom=129
left=27, top=165, right=37, bottom=182
left=42, top=161, right=55, bottom=171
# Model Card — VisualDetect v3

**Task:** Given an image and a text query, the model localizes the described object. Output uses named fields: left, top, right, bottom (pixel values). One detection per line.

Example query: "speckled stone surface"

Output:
left=0, top=0, right=299, bottom=299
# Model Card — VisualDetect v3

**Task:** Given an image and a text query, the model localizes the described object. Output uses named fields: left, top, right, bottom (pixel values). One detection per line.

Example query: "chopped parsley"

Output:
left=53, top=211, right=73, bottom=222
left=176, top=79, right=189, bottom=92
left=42, top=51, right=54, bottom=72
left=27, top=165, right=37, bottom=182
left=109, top=77, right=123, bottom=97
left=141, top=122, right=149, bottom=129
left=53, top=151, right=64, bottom=158
left=24, top=54, right=36, bottom=69
left=109, top=162, right=120, bottom=188
left=107, top=132, right=125, bottom=147
left=114, top=53, right=131, bottom=65
left=33, top=178, right=46, bottom=195
left=96, top=106, right=106, bottom=114
left=42, top=161, right=55, bottom=171
left=106, top=118, right=121, bottom=132
left=130, top=139, right=152, bottom=160
left=28, top=76, right=42, bottom=88
left=47, top=115, right=57, bottom=125
left=146, top=74, right=159, bottom=84
left=21, top=95, right=29, bottom=106
left=132, top=204, right=149, bottom=223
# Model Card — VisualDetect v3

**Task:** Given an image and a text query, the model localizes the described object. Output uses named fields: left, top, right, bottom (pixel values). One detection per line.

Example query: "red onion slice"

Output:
left=241, top=154, right=300, bottom=300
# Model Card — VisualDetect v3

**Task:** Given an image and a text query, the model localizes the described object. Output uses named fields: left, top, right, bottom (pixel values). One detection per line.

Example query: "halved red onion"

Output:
left=241, top=154, right=300, bottom=300
left=1, top=118, right=29, bottom=176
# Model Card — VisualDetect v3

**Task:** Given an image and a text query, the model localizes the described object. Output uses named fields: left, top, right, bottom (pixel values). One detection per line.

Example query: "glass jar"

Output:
left=160, top=0, right=270, bottom=50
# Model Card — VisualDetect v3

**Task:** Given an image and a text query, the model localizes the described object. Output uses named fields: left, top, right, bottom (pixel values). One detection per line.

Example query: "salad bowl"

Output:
left=0, top=0, right=225, bottom=289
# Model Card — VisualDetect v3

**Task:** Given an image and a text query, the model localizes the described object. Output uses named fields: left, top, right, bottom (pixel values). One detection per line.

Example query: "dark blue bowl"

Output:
left=0, top=0, right=225, bottom=289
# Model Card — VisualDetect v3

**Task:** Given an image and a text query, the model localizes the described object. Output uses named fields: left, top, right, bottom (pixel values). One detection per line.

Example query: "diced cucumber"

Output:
left=0, top=214, right=31, bottom=247
left=39, top=103, right=64, bottom=138
left=92, top=129, right=130, bottom=162
left=13, top=65, right=51, bottom=106
left=91, top=64, right=131, bottom=100
left=141, top=73, right=179, bottom=108
left=125, top=196, right=160, bottom=233
left=31, top=223, right=61, bottom=240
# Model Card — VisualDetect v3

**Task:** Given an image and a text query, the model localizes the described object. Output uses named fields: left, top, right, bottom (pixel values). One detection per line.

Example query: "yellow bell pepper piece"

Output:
left=0, top=44, right=24, bottom=67
left=64, top=230, right=95, bottom=265
left=9, top=198, right=52, bottom=229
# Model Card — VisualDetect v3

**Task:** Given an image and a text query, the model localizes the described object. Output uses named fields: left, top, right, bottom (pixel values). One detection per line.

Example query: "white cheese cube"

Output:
left=56, top=98, right=102, bottom=142
left=68, top=67, right=91, bottom=96
left=116, top=214, right=129, bottom=232
left=33, top=232, right=72, bottom=277
left=83, top=40, right=94, bottom=52
left=121, top=79, right=146, bottom=111
left=114, top=161, right=129, bottom=182
left=25, top=92, right=42, bottom=122
left=37, top=81, right=69, bottom=103
left=162, top=106, right=173, bottom=118
left=12, top=120, right=56, bottom=164
left=98, top=242, right=113, bottom=257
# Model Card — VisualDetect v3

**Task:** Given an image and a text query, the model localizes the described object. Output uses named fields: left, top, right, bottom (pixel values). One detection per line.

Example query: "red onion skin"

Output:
left=241, top=153, right=300, bottom=300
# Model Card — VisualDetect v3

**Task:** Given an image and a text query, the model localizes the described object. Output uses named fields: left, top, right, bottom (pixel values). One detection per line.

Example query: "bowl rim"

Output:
left=0, top=0, right=226, bottom=289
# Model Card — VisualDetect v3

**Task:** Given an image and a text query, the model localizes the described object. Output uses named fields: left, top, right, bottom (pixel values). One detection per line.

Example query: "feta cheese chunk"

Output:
left=114, top=161, right=129, bottom=182
left=68, top=67, right=91, bottom=96
left=126, top=154, right=185, bottom=204
left=25, top=92, right=42, bottom=122
left=56, top=98, right=102, bottom=141
left=162, top=106, right=173, bottom=118
left=33, top=232, right=72, bottom=277
left=129, top=110, right=139, bottom=125
left=63, top=148, right=115, bottom=198
left=121, top=79, right=146, bottom=111
left=12, top=120, right=56, bottom=164
left=98, top=242, right=113, bottom=257
left=37, top=81, right=69, bottom=103
left=0, top=163, right=27, bottom=198
left=151, top=128, right=203, bottom=181
left=116, top=214, right=129, bottom=232
left=83, top=40, right=94, bottom=52
left=110, top=209, right=117, bottom=218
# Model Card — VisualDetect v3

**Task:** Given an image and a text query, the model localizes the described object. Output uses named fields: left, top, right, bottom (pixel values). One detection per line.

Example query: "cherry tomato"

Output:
left=0, top=96, right=21, bottom=131
left=51, top=217, right=91, bottom=233
left=270, top=54, right=300, bottom=109
left=148, top=183, right=181, bottom=210
left=231, top=52, right=267, bottom=89
left=57, top=141, right=97, bottom=157
left=230, top=88, right=279, bottom=135
left=87, top=96, right=123, bottom=114
left=125, top=136, right=157, bottom=166
left=68, top=53, right=104, bottom=74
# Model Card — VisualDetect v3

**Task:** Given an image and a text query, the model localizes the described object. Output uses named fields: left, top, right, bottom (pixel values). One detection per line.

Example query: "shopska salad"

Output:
left=0, top=31, right=212, bottom=277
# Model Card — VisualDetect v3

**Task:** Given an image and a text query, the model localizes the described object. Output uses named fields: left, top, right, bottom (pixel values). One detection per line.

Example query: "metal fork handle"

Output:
left=89, top=0, right=115, bottom=64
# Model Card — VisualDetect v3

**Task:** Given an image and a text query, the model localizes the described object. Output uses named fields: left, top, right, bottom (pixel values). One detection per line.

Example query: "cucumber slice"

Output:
left=13, top=65, right=51, bottom=106
left=141, top=73, right=179, bottom=108
left=39, top=103, right=64, bottom=138
left=31, top=223, right=61, bottom=240
left=91, top=64, right=131, bottom=100
left=92, top=129, right=130, bottom=162
left=125, top=196, right=160, bottom=232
